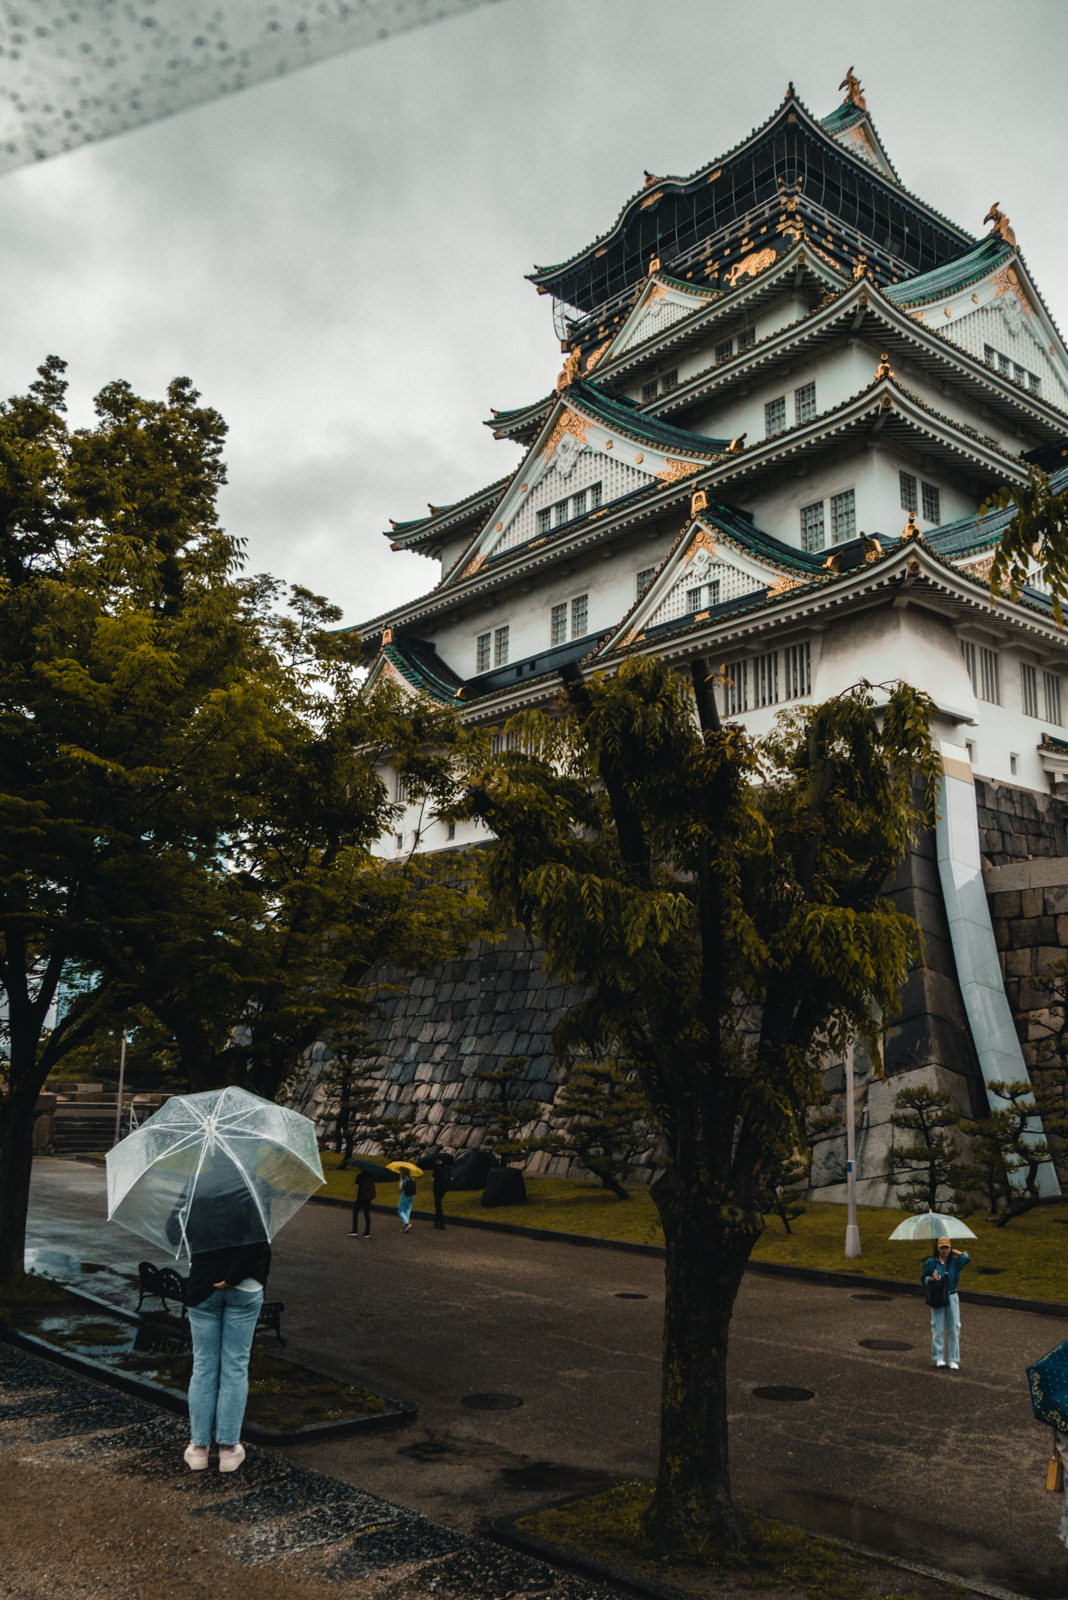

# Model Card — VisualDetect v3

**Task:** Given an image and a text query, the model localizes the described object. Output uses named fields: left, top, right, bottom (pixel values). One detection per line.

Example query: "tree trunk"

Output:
left=0, top=1075, right=40, bottom=1291
left=647, top=1170, right=762, bottom=1552
left=596, top=1170, right=631, bottom=1200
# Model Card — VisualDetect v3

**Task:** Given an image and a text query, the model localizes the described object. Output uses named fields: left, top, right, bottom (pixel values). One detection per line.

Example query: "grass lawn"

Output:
left=319, top=1151, right=1068, bottom=1302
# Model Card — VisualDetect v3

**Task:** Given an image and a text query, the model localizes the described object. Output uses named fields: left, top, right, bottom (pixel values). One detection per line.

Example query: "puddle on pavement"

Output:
left=759, top=1486, right=1065, bottom=1599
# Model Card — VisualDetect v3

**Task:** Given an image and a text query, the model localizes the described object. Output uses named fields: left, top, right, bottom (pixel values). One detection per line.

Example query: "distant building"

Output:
left=355, top=76, right=1068, bottom=1199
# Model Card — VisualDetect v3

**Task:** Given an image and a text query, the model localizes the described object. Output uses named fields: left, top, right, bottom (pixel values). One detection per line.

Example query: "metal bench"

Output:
left=135, top=1260, right=285, bottom=1342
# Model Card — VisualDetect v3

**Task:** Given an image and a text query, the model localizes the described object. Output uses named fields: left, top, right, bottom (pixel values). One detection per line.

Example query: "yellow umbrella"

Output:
left=386, top=1161, right=423, bottom=1178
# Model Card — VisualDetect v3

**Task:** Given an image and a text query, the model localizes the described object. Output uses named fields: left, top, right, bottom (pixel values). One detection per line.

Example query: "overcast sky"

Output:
left=1, top=0, right=1065, bottom=631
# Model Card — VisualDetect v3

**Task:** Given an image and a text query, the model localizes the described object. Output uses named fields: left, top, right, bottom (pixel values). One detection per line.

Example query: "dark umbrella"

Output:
left=350, top=1157, right=400, bottom=1183
left=1026, top=1341, right=1068, bottom=1433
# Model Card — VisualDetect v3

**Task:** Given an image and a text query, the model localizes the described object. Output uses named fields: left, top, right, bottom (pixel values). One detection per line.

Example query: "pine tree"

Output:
left=890, top=1085, right=962, bottom=1212
left=452, top=1055, right=542, bottom=1165
left=550, top=1057, right=656, bottom=1200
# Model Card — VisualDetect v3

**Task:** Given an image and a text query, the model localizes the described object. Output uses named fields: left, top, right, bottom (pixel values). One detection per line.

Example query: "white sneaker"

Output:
left=183, top=1444, right=209, bottom=1470
left=935, top=1360, right=947, bottom=1369
left=218, top=1443, right=246, bottom=1473
left=949, top=1361, right=960, bottom=1371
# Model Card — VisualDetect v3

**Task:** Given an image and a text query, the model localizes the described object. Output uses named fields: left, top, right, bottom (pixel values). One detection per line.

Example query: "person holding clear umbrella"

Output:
left=106, top=1085, right=324, bottom=1475
left=922, top=1235, right=970, bottom=1370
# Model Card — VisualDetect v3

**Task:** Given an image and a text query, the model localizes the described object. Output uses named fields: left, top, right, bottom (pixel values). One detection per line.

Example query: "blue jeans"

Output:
left=930, top=1291, right=961, bottom=1364
left=186, top=1285, right=263, bottom=1446
left=398, top=1192, right=414, bottom=1225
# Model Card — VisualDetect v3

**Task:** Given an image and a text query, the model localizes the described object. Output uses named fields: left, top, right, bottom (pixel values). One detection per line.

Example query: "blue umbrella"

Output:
left=1026, top=1341, right=1068, bottom=1434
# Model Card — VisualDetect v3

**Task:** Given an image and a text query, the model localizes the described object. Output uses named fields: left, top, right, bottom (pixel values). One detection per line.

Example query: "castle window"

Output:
left=551, top=593, right=589, bottom=645
left=572, top=489, right=587, bottom=518
left=738, top=327, right=756, bottom=352
left=800, top=500, right=825, bottom=552
left=784, top=642, right=812, bottom=699
left=830, top=489, right=856, bottom=544
left=1044, top=671, right=1063, bottom=726
left=753, top=650, right=780, bottom=708
left=1029, top=373, right=1042, bottom=396
left=476, top=631, right=491, bottom=672
left=494, top=625, right=509, bottom=667
left=660, top=369, right=678, bottom=393
left=637, top=566, right=656, bottom=599
left=571, top=593, right=589, bottom=636
left=394, top=833, right=404, bottom=853
left=963, top=642, right=1000, bottom=704
left=642, top=378, right=659, bottom=403
left=715, top=338, right=734, bottom=364
left=921, top=482, right=941, bottom=523
left=1010, top=753, right=1018, bottom=776
left=794, top=382, right=816, bottom=425
left=765, top=396, right=786, bottom=437
left=983, top=344, right=997, bottom=367
left=590, top=481, right=603, bottom=509
left=537, top=508, right=552, bottom=535
left=551, top=604, right=567, bottom=645
left=395, top=772, right=410, bottom=804
left=722, top=659, right=748, bottom=715
left=686, top=580, right=720, bottom=613
left=899, top=471, right=918, bottom=513
left=447, top=821, right=456, bottom=841
left=1021, top=662, right=1039, bottom=718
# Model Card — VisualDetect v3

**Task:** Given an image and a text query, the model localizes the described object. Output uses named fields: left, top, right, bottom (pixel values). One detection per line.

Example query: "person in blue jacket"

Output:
left=922, top=1236, right=970, bottom=1370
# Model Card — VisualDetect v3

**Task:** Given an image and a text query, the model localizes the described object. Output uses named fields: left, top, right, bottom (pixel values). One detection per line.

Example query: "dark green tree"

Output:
left=549, top=1057, right=656, bottom=1200
left=960, top=1079, right=1067, bottom=1226
left=982, top=466, right=1068, bottom=623
left=464, top=654, right=940, bottom=1552
left=890, top=1085, right=963, bottom=1212
left=453, top=1054, right=542, bottom=1166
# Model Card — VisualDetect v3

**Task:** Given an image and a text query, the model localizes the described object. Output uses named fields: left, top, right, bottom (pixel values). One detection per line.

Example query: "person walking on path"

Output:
left=922, top=1235, right=970, bottom=1370
left=350, top=1170, right=375, bottom=1237
left=183, top=1238, right=269, bottom=1474
left=398, top=1173, right=417, bottom=1231
left=431, top=1155, right=453, bottom=1231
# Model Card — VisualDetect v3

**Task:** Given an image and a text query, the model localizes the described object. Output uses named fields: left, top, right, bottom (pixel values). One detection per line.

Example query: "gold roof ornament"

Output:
left=861, top=534, right=883, bottom=563
left=691, top=489, right=709, bottom=516
left=839, top=67, right=867, bottom=111
left=648, top=254, right=661, bottom=275
left=727, top=434, right=747, bottom=454
left=555, top=345, right=583, bottom=392
left=874, top=352, right=894, bottom=379
left=983, top=202, right=1017, bottom=249
left=822, top=552, right=841, bottom=573
left=381, top=626, right=394, bottom=645
left=852, top=254, right=869, bottom=281
left=901, top=512, right=922, bottom=542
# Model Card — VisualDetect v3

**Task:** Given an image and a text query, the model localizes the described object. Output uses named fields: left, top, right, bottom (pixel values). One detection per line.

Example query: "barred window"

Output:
left=979, top=647, right=1000, bottom=704
left=553, top=496, right=570, bottom=527
left=1021, top=661, right=1039, bottom=718
left=753, top=650, right=780, bottom=708
left=784, top=642, right=812, bottom=699
left=494, top=625, right=509, bottom=667
left=900, top=471, right=917, bottom=513
left=550, top=603, right=568, bottom=646
left=765, top=395, right=786, bottom=437
left=921, top=482, right=941, bottom=523
left=738, top=327, right=756, bottom=352
left=641, top=378, right=659, bottom=403
left=830, top=489, right=856, bottom=544
left=536, top=508, right=552, bottom=535
left=1030, top=373, right=1042, bottom=396
left=636, top=566, right=656, bottom=599
left=794, top=382, right=816, bottom=425
left=395, top=771, right=410, bottom=804
left=1044, top=671, right=1063, bottom=726
left=800, top=500, right=825, bottom=553
left=447, top=821, right=456, bottom=841
left=722, top=659, right=748, bottom=716
left=661, top=369, right=678, bottom=393
left=551, top=594, right=589, bottom=645
left=960, top=639, right=977, bottom=692
left=476, top=631, right=491, bottom=672
left=571, top=593, right=588, bottom=637
left=984, top=344, right=997, bottom=366
left=590, top=481, right=603, bottom=509
left=572, top=489, right=587, bottom=518
left=685, top=580, right=720, bottom=613
left=715, top=338, right=733, bottom=363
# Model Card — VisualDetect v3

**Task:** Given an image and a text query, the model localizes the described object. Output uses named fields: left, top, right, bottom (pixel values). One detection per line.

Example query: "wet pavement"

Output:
left=16, top=1157, right=1068, bottom=1599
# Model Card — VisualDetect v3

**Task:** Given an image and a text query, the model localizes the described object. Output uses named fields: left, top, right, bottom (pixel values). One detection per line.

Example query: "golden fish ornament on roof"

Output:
left=839, top=67, right=866, bottom=110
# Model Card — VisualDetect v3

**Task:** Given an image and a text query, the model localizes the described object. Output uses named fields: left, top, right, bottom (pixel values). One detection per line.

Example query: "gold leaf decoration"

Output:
left=541, top=408, right=589, bottom=462
left=725, top=247, right=777, bottom=287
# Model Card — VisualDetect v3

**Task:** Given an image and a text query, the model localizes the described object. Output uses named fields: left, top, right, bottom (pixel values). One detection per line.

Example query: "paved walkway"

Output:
left=12, top=1158, right=1068, bottom=1599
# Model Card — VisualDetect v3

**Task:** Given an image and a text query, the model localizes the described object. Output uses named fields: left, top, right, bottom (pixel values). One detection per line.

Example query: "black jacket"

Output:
left=185, top=1242, right=271, bottom=1307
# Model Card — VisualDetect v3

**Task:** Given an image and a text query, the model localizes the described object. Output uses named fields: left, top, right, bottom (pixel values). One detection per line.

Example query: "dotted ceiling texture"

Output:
left=0, top=0, right=502, bottom=173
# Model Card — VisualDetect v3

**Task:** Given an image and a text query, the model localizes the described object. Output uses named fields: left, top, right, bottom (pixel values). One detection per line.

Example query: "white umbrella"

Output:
left=106, top=1086, right=324, bottom=1262
left=887, top=1211, right=977, bottom=1243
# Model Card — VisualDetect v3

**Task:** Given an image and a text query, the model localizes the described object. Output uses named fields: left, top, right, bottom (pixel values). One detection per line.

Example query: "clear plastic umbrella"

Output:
left=106, top=1086, right=324, bottom=1262
left=887, top=1211, right=977, bottom=1243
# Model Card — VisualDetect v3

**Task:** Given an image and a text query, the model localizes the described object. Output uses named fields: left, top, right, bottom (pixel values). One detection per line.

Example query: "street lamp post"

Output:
left=844, top=1038, right=861, bottom=1258
left=112, top=1031, right=127, bottom=1148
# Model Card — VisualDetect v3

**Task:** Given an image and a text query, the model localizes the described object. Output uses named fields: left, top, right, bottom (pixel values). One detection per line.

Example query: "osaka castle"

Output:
left=355, top=73, right=1068, bottom=1200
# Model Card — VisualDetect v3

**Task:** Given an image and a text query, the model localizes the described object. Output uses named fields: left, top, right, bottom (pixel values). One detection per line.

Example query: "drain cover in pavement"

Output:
left=615, top=1292, right=648, bottom=1300
left=851, top=1292, right=893, bottom=1301
left=752, top=1386, right=814, bottom=1402
left=460, top=1393, right=523, bottom=1411
left=859, top=1339, right=913, bottom=1351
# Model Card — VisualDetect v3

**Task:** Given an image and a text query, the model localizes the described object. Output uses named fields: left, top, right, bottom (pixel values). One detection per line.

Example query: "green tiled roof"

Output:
left=388, top=475, right=513, bottom=540
left=568, top=378, right=735, bottom=457
left=382, top=639, right=464, bottom=703
left=884, top=235, right=1014, bottom=307
left=926, top=462, right=1068, bottom=558
left=819, top=102, right=865, bottom=133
